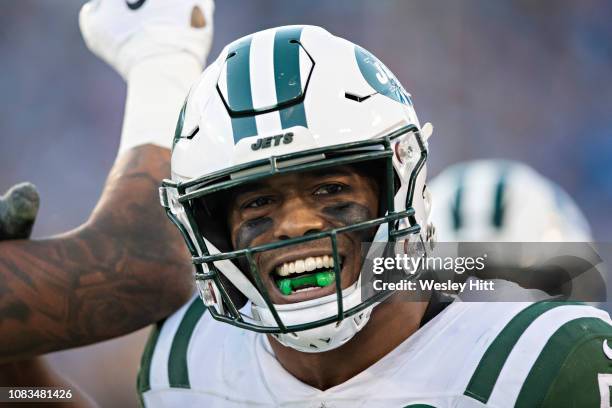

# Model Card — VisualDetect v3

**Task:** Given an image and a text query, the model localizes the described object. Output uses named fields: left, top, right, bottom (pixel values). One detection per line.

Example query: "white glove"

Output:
left=79, top=0, right=215, bottom=154
left=79, top=0, right=214, bottom=79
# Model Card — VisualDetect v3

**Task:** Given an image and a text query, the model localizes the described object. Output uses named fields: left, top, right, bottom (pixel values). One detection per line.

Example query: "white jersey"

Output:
left=138, top=297, right=612, bottom=408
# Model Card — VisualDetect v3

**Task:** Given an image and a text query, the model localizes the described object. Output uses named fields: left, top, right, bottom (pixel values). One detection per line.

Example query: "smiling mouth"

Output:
left=272, top=255, right=344, bottom=296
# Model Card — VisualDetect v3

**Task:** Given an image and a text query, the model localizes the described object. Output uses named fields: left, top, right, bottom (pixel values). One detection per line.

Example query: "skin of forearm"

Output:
left=0, top=145, right=194, bottom=363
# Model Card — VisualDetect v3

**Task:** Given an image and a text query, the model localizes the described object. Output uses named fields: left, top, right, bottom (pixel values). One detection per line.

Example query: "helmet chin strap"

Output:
left=252, top=277, right=377, bottom=353
left=203, top=238, right=267, bottom=306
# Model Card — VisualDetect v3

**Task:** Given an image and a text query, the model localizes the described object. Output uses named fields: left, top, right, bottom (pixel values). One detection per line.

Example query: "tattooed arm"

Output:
left=0, top=145, right=193, bottom=363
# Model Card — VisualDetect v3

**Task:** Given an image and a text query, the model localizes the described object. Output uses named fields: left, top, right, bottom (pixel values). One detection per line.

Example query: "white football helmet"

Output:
left=429, top=159, right=604, bottom=303
left=429, top=159, right=592, bottom=242
left=160, top=25, right=434, bottom=352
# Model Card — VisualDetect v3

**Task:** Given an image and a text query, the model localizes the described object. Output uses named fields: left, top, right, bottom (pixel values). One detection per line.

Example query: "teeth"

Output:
left=323, top=255, right=330, bottom=268
left=275, top=255, right=340, bottom=277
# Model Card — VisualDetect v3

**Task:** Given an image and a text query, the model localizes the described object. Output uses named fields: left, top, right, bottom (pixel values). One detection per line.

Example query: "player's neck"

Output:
left=268, top=296, right=429, bottom=390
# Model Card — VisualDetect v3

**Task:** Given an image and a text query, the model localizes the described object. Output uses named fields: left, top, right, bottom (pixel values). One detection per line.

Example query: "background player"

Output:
left=429, top=159, right=592, bottom=243
left=429, top=159, right=606, bottom=303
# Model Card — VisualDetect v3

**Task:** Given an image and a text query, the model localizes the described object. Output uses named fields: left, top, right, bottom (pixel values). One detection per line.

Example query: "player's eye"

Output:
left=313, top=183, right=346, bottom=196
left=243, top=196, right=274, bottom=209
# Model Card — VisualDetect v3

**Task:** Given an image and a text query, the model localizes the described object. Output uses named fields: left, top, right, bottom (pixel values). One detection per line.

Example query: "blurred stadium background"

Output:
left=1, top=0, right=611, bottom=406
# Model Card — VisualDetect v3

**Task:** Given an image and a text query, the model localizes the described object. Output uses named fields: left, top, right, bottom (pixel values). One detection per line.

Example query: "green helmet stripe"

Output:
left=273, top=26, right=308, bottom=129
left=226, top=37, right=258, bottom=142
left=172, top=98, right=188, bottom=151
left=167, top=298, right=206, bottom=388
left=492, top=166, right=509, bottom=228
left=451, top=168, right=466, bottom=231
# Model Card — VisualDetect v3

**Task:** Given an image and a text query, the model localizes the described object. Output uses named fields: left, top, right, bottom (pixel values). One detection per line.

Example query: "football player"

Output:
left=136, top=26, right=612, bottom=407
left=429, top=159, right=592, bottom=243
left=429, top=159, right=606, bottom=302
left=0, top=0, right=214, bottom=363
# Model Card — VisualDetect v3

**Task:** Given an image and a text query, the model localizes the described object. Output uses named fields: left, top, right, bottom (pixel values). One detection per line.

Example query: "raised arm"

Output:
left=0, top=146, right=192, bottom=362
left=0, top=0, right=214, bottom=363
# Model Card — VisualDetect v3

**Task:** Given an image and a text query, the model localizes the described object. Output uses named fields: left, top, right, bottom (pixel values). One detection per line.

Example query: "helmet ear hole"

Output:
left=218, top=273, right=248, bottom=310
left=191, top=194, right=233, bottom=253
left=191, top=196, right=248, bottom=310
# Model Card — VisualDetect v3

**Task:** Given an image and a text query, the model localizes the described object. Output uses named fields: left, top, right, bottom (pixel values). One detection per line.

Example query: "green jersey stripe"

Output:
left=226, top=37, right=258, bottom=143
left=167, top=298, right=207, bottom=388
left=273, top=26, right=307, bottom=129
left=137, top=320, right=165, bottom=395
left=464, top=301, right=581, bottom=403
left=515, top=317, right=612, bottom=407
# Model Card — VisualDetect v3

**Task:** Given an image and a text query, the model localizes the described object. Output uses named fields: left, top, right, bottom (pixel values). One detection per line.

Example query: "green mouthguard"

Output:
left=277, top=270, right=335, bottom=295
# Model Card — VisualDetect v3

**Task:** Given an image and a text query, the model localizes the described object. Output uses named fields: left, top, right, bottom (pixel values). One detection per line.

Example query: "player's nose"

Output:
left=274, top=197, right=325, bottom=240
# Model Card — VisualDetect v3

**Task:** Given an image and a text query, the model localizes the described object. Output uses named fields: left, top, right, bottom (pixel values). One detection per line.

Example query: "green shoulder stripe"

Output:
left=516, top=317, right=612, bottom=408
left=167, top=298, right=207, bottom=389
left=137, top=320, right=166, bottom=399
left=464, top=301, right=581, bottom=403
